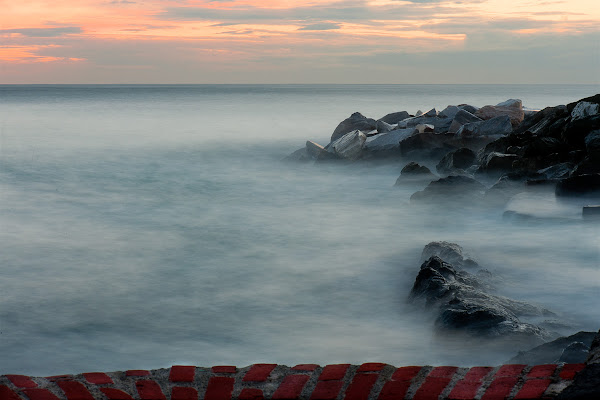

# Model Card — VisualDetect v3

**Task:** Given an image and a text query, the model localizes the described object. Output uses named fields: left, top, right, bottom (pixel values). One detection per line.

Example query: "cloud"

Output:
left=0, top=27, right=83, bottom=38
left=298, top=22, right=341, bottom=30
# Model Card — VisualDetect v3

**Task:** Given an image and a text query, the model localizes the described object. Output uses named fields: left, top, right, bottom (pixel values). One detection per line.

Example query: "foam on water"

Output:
left=1, top=85, right=599, bottom=375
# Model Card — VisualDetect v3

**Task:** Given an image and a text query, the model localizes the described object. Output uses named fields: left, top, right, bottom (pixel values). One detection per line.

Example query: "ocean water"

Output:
left=1, top=84, right=599, bottom=376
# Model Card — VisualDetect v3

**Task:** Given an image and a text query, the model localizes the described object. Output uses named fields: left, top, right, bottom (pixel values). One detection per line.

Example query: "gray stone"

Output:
left=364, top=128, right=414, bottom=152
left=506, top=331, right=596, bottom=365
left=415, top=110, right=423, bottom=116
left=571, top=101, right=600, bottom=120
left=423, top=108, right=438, bottom=117
left=331, top=112, right=377, bottom=142
left=537, top=163, right=573, bottom=180
left=395, top=162, right=437, bottom=185
left=475, top=99, right=524, bottom=127
left=415, top=123, right=435, bottom=134
left=328, top=129, right=367, bottom=160
left=376, top=119, right=396, bottom=134
left=282, top=147, right=312, bottom=162
left=305, top=141, right=328, bottom=159
left=458, top=104, right=479, bottom=114
left=439, top=105, right=461, bottom=119
left=457, top=115, right=512, bottom=137
left=585, top=130, right=600, bottom=160
left=378, top=110, right=410, bottom=124
left=559, top=342, right=592, bottom=363
left=436, top=148, right=476, bottom=174
left=478, top=152, right=519, bottom=173
left=398, top=115, right=453, bottom=133
left=449, top=109, right=483, bottom=133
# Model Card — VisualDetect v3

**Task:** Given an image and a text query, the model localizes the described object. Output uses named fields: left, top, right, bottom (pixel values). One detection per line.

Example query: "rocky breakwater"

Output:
left=408, top=242, right=556, bottom=347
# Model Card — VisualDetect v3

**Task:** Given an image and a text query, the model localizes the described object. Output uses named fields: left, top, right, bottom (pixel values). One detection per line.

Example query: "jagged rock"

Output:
left=395, top=162, right=437, bottom=184
left=282, top=147, right=312, bottom=162
left=458, top=104, right=479, bottom=114
left=409, top=256, right=552, bottom=342
left=523, top=137, right=563, bottom=158
left=515, top=105, right=569, bottom=136
left=478, top=152, right=519, bottom=173
left=436, top=148, right=476, bottom=174
left=537, top=163, right=573, bottom=180
left=571, top=101, right=600, bottom=120
left=327, top=130, right=366, bottom=160
left=331, top=112, right=377, bottom=142
left=415, top=124, right=435, bottom=134
left=585, top=130, right=600, bottom=160
left=506, top=331, right=596, bottom=364
left=457, top=115, right=512, bottom=137
left=449, top=109, right=483, bottom=133
left=397, top=115, right=453, bottom=133
left=305, top=141, right=328, bottom=159
left=560, top=342, right=592, bottom=363
left=376, top=120, right=396, bottom=134
left=364, top=128, right=414, bottom=153
left=378, top=111, right=411, bottom=125
left=562, top=114, right=600, bottom=150
left=415, top=110, right=423, bottom=116
left=420, top=242, right=480, bottom=270
left=399, top=132, right=456, bottom=159
left=410, top=175, right=486, bottom=204
left=556, top=173, right=600, bottom=197
left=475, top=99, right=525, bottom=127
left=439, top=105, right=461, bottom=119
left=423, top=108, right=438, bottom=117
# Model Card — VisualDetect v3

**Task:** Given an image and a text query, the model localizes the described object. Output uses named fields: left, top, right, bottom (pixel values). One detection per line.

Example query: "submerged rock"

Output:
left=305, top=141, right=328, bottom=159
left=409, top=255, right=552, bottom=343
left=410, top=175, right=486, bottom=204
left=506, top=331, right=596, bottom=365
left=331, top=112, right=377, bottom=142
left=436, top=148, right=476, bottom=175
left=395, top=162, right=437, bottom=184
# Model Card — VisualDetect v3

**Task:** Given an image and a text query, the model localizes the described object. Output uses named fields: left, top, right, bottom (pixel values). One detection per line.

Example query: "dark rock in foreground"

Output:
left=506, top=331, right=596, bottom=365
left=436, top=147, right=476, bottom=175
left=556, top=173, right=600, bottom=197
left=556, top=329, right=600, bottom=400
left=409, top=255, right=553, bottom=344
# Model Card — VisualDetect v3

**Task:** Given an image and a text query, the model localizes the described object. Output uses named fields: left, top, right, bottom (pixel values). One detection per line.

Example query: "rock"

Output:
left=378, top=110, right=411, bottom=125
left=397, top=115, right=453, bottom=133
left=376, top=120, right=396, bottom=134
left=449, top=109, right=483, bottom=133
left=399, top=132, right=456, bottom=159
left=571, top=157, right=600, bottom=176
left=331, top=112, right=377, bottom=142
left=475, top=99, right=525, bottom=127
left=282, top=147, right=312, bottom=162
left=571, top=101, right=600, bottom=120
left=557, top=329, right=600, bottom=399
left=457, top=115, right=512, bottom=137
left=515, top=105, right=569, bottom=136
left=364, top=128, right=414, bottom=153
left=560, top=342, right=592, bottom=363
left=537, top=163, right=573, bottom=180
left=583, top=205, right=600, bottom=221
left=410, top=175, right=486, bottom=204
left=415, top=110, right=423, bottom=116
left=305, top=141, right=328, bottom=159
left=561, top=114, right=600, bottom=150
left=423, top=108, right=438, bottom=117
left=478, top=152, right=519, bottom=173
left=439, top=105, right=461, bottom=119
left=436, top=148, right=476, bottom=174
left=420, top=241, right=480, bottom=270
left=459, top=104, right=479, bottom=114
left=328, top=130, right=367, bottom=160
left=556, top=174, right=600, bottom=197
left=506, top=331, right=596, bottom=364
left=415, top=124, right=435, bottom=134
left=395, top=162, right=437, bottom=185
left=484, top=176, right=526, bottom=207
left=409, top=256, right=552, bottom=342
left=585, top=130, right=600, bottom=160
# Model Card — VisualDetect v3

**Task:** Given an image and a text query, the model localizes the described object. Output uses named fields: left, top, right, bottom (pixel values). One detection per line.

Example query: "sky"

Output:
left=1, top=0, right=599, bottom=84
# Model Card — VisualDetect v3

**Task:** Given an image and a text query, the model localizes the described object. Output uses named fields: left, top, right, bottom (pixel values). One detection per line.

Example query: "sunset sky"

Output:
left=1, top=0, right=599, bottom=83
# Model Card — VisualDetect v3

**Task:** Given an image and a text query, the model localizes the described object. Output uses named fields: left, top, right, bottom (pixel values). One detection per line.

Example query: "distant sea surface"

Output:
left=1, top=84, right=599, bottom=375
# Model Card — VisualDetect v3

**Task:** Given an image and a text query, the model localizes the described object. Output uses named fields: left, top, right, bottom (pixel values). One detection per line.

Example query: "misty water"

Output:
left=1, top=84, right=599, bottom=376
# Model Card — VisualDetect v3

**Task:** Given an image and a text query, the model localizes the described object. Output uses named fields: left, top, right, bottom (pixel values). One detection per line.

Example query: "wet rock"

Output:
left=331, top=112, right=377, bottom=142
left=478, top=152, right=519, bottom=173
left=506, top=331, right=596, bottom=364
left=282, top=147, right=312, bottom=162
left=556, top=173, right=600, bottom=197
left=457, top=115, right=512, bottom=138
left=523, top=137, right=563, bottom=158
left=562, top=114, right=600, bottom=150
left=395, top=162, right=437, bottom=185
left=475, top=99, right=524, bottom=127
left=449, top=109, right=482, bottom=134
left=571, top=101, right=600, bottom=120
left=436, top=148, right=476, bottom=174
left=409, top=256, right=552, bottom=342
left=399, top=132, right=456, bottom=159
left=571, top=157, right=600, bottom=176
left=376, top=120, right=396, bottom=134
left=397, top=115, right=453, bottom=133
left=585, top=130, right=600, bottom=160
left=415, top=110, right=423, bottom=116
left=459, top=104, right=479, bottom=114
left=420, top=241, right=480, bottom=270
left=305, top=141, right=328, bottom=159
left=537, top=163, right=573, bottom=180
left=423, top=108, right=438, bottom=117
left=410, top=175, right=486, bottom=204
left=557, top=364, right=600, bottom=400
left=328, top=130, right=367, bottom=160
left=560, top=342, right=592, bottom=363
left=378, top=110, right=411, bottom=125
left=364, top=128, right=414, bottom=153
left=439, top=105, right=460, bottom=119
left=514, top=105, right=569, bottom=136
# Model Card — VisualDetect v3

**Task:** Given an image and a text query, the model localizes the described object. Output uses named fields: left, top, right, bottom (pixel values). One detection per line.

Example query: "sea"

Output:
left=1, top=84, right=599, bottom=376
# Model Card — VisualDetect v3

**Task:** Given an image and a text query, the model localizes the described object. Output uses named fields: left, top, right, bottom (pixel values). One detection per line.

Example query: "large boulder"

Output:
left=364, top=128, right=414, bottom=153
left=327, top=130, right=366, bottom=160
left=571, top=101, right=600, bottom=120
left=420, top=241, right=480, bottom=270
left=514, top=105, right=569, bottom=136
left=409, top=255, right=552, bottom=342
left=378, top=110, right=410, bottom=125
left=410, top=175, right=486, bottom=204
left=399, top=132, right=456, bottom=159
left=376, top=120, right=395, bottom=134
left=305, top=140, right=328, bottom=159
left=449, top=109, right=483, bottom=134
left=331, top=112, right=377, bottom=142
left=561, top=114, right=600, bottom=150
left=436, top=148, right=476, bottom=174
left=506, top=331, right=596, bottom=364
left=537, top=162, right=573, bottom=180
left=585, top=130, right=600, bottom=160
left=478, top=152, right=519, bottom=174
left=556, top=173, right=600, bottom=197
left=395, top=162, right=437, bottom=185
left=457, top=115, right=512, bottom=137
left=439, top=105, right=461, bottom=119
left=475, top=99, right=525, bottom=127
